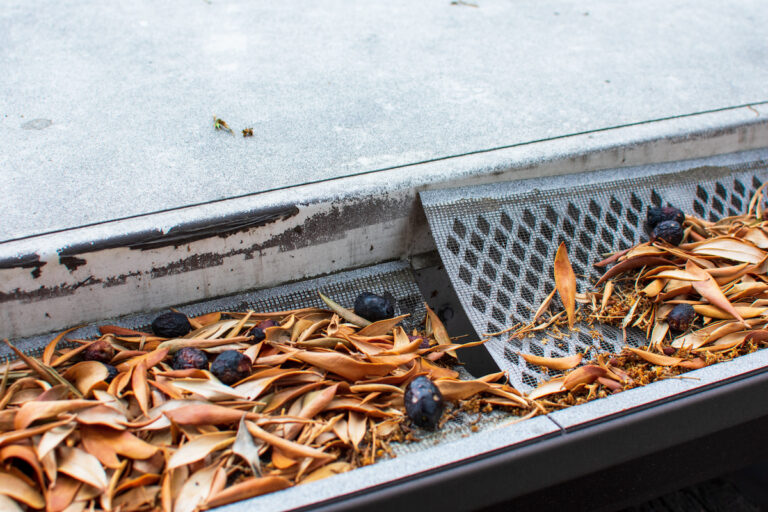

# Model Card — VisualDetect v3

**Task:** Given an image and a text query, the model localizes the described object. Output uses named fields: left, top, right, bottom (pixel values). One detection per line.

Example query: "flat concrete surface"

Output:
left=2, top=0, right=767, bottom=242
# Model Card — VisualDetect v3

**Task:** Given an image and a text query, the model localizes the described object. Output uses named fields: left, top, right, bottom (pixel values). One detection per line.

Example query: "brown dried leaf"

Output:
left=233, top=415, right=262, bottom=476
left=168, top=431, right=235, bottom=469
left=205, top=476, right=292, bottom=508
left=692, top=238, right=765, bottom=264
left=318, top=292, right=371, bottom=327
left=246, top=421, right=334, bottom=460
left=58, top=447, right=109, bottom=491
left=348, top=411, right=366, bottom=450
left=164, top=404, right=259, bottom=426
left=62, top=361, right=109, bottom=397
left=554, top=242, right=577, bottom=329
left=355, top=314, right=409, bottom=337
left=528, top=377, right=566, bottom=400
left=14, top=400, right=96, bottom=430
left=687, top=260, right=748, bottom=326
left=174, top=463, right=219, bottom=512
left=42, top=326, right=84, bottom=366
left=285, top=348, right=395, bottom=381
left=519, top=352, right=582, bottom=371
left=131, top=359, right=150, bottom=416
left=595, top=256, right=676, bottom=286
left=563, top=365, right=607, bottom=390
left=625, top=347, right=681, bottom=366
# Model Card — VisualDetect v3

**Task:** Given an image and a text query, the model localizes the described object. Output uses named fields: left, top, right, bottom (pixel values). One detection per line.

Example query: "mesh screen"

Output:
left=422, top=163, right=768, bottom=392
left=2, top=261, right=425, bottom=362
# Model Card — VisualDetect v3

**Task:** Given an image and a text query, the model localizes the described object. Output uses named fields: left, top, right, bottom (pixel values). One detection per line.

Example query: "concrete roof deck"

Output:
left=2, top=0, right=767, bottom=242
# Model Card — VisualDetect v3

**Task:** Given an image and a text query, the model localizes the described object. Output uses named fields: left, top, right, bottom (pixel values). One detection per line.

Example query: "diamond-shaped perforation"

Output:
left=428, top=167, right=768, bottom=392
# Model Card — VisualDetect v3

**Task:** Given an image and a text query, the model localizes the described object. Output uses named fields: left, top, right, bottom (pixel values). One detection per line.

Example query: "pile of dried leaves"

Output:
left=0, top=295, right=529, bottom=511
left=515, top=185, right=768, bottom=408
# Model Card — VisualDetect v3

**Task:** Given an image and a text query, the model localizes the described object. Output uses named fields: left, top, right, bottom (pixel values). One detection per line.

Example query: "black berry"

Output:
left=646, top=206, right=685, bottom=232
left=651, top=220, right=684, bottom=245
left=151, top=312, right=192, bottom=338
left=104, top=364, right=118, bottom=383
left=404, top=376, right=444, bottom=430
left=667, top=303, right=695, bottom=331
left=171, top=347, right=209, bottom=370
left=210, top=350, right=252, bottom=385
left=354, top=292, right=394, bottom=322
left=82, top=339, right=115, bottom=364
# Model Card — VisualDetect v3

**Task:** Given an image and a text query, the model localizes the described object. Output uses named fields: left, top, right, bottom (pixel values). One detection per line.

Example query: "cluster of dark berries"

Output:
left=647, top=206, right=685, bottom=245
left=151, top=311, right=253, bottom=384
left=81, top=339, right=118, bottom=383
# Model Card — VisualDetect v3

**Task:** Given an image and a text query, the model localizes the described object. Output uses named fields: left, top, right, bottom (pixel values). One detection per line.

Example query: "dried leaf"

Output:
left=62, top=361, right=109, bottom=396
left=15, top=400, right=96, bottom=430
left=595, top=256, right=676, bottom=286
left=692, top=238, right=765, bottom=264
left=246, top=421, right=334, bottom=460
left=563, top=365, right=607, bottom=390
left=554, top=242, right=577, bottom=329
left=285, top=349, right=395, bottom=381
left=37, top=423, right=76, bottom=459
left=0, top=472, right=46, bottom=510
left=519, top=352, right=582, bottom=370
left=205, top=476, right=292, bottom=508
left=42, top=326, right=84, bottom=366
left=0, top=494, right=24, bottom=512
left=233, top=415, right=262, bottom=476
left=687, top=260, right=748, bottom=326
left=348, top=412, right=366, bottom=450
left=58, top=447, right=109, bottom=491
left=164, top=404, right=259, bottom=426
left=528, top=377, right=566, bottom=400
left=131, top=359, right=150, bottom=416
left=168, top=432, right=235, bottom=469
left=625, top=347, right=681, bottom=366
left=318, top=292, right=370, bottom=327
left=174, top=463, right=218, bottom=512
left=173, top=377, right=248, bottom=401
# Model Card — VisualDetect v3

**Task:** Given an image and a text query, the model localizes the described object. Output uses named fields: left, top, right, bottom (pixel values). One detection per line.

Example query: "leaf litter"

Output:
left=0, top=298, right=530, bottom=510
left=510, top=187, right=768, bottom=411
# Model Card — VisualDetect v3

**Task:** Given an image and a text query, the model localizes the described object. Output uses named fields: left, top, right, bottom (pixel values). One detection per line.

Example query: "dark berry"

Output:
left=210, top=350, right=252, bottom=385
left=404, top=376, right=444, bottom=430
left=410, top=335, right=430, bottom=349
left=249, top=327, right=266, bottom=343
left=104, top=364, right=118, bottom=383
left=667, top=303, right=695, bottom=331
left=151, top=312, right=192, bottom=338
left=258, top=319, right=278, bottom=329
left=82, top=339, right=115, bottom=364
left=651, top=220, right=684, bottom=245
left=354, top=292, right=394, bottom=322
left=646, top=206, right=685, bottom=232
left=171, top=347, right=209, bottom=370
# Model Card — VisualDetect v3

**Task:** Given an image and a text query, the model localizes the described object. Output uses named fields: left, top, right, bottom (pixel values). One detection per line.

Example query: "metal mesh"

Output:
left=2, top=261, right=425, bottom=361
left=422, top=162, right=768, bottom=392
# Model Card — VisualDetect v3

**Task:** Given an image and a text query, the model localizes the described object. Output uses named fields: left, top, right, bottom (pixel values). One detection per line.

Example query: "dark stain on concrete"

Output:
left=60, top=255, right=87, bottom=272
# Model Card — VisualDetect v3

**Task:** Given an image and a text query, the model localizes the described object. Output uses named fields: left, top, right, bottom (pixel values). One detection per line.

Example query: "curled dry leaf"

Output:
left=519, top=352, right=582, bottom=371
left=58, top=447, right=109, bottom=491
left=554, top=243, right=577, bottom=329
left=167, top=432, right=235, bottom=469
left=205, top=476, right=292, bottom=508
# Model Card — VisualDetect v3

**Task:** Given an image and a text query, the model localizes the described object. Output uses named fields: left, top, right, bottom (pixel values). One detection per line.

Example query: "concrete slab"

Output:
left=2, top=0, right=767, bottom=242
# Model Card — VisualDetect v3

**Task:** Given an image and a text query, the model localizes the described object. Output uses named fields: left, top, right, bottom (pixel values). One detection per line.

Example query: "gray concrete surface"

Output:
left=2, top=0, right=767, bottom=242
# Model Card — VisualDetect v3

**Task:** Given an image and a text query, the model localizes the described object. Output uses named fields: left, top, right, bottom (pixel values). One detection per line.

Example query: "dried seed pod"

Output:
left=151, top=312, right=192, bottom=338
left=81, top=339, right=115, bottom=364
left=171, top=347, right=209, bottom=370
left=353, top=292, right=394, bottom=322
left=404, top=376, right=444, bottom=430
left=667, top=303, right=695, bottom=332
left=210, top=350, right=252, bottom=385
left=646, top=206, right=685, bottom=232
left=104, top=364, right=118, bottom=383
left=651, top=220, right=684, bottom=245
